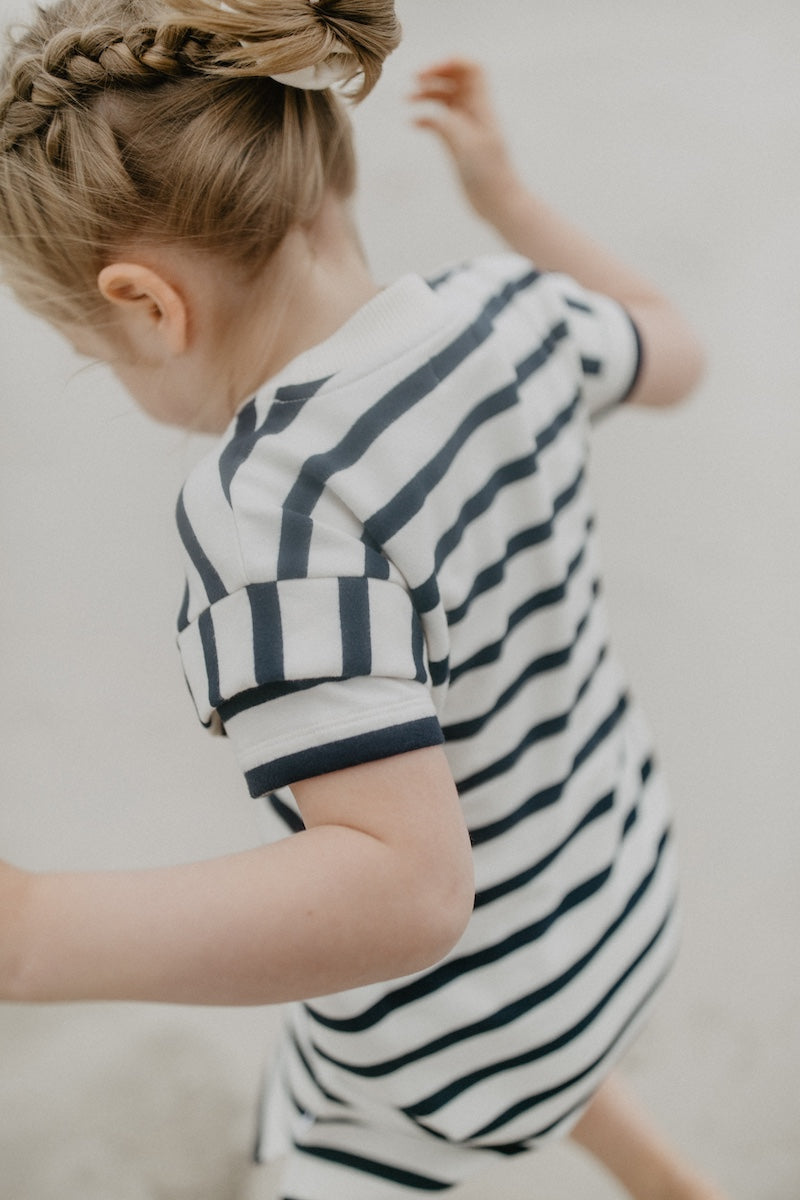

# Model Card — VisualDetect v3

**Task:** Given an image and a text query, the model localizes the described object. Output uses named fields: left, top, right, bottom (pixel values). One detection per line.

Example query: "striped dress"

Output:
left=176, top=254, right=679, bottom=1196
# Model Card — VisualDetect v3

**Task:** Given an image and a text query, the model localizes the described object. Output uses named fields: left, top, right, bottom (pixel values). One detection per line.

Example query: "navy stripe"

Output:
left=443, top=600, right=594, bottom=742
left=446, top=472, right=589, bottom=636
left=364, top=346, right=576, bottom=557
left=277, top=507, right=315, bottom=579
left=412, top=1089, right=591, bottom=1154
left=428, top=655, right=449, bottom=688
left=434, top=453, right=539, bottom=574
left=277, top=352, right=480, bottom=578
left=218, top=400, right=257, bottom=505
left=338, top=578, right=372, bottom=677
left=243, top=718, right=443, bottom=796
left=249, top=581, right=284, bottom=682
left=364, top=380, right=520, bottom=547
left=468, top=692, right=628, bottom=840
left=274, top=377, right=332, bottom=404
left=266, top=791, right=305, bottom=833
left=308, top=825, right=669, bottom=1048
left=276, top=273, right=540, bottom=578
left=473, top=790, right=615, bottom=909
left=422, top=392, right=578, bottom=618
left=431, top=390, right=581, bottom=581
left=467, top=950, right=675, bottom=1141
left=218, top=381, right=330, bottom=505
left=410, top=574, right=441, bottom=616
left=295, top=1144, right=451, bottom=1191
left=477, top=268, right=541, bottom=320
left=302, top=702, right=632, bottom=1041
left=404, top=897, right=674, bottom=1120
left=176, top=582, right=190, bottom=633
left=307, top=865, right=612, bottom=1038
left=175, top=492, right=227, bottom=606
left=572, top=690, right=626, bottom=774
left=620, top=756, right=656, bottom=840
left=455, top=641, right=608, bottom=795
left=198, top=608, right=221, bottom=709
left=286, top=1081, right=313, bottom=1117
left=589, top=315, right=644, bottom=421
left=218, top=678, right=326, bottom=723
left=291, top=1113, right=363, bottom=1133
left=427, top=263, right=539, bottom=295
left=623, top=802, right=639, bottom=838
left=426, top=266, right=458, bottom=289
left=500, top=1090, right=597, bottom=1149
left=410, top=608, right=428, bottom=684
left=362, top=541, right=391, bottom=580
left=621, top=316, right=644, bottom=401
left=289, top=1029, right=347, bottom=1107
left=218, top=636, right=448, bottom=723
left=450, top=565, right=597, bottom=687
left=516, top=320, right=569, bottom=380
left=565, top=296, right=593, bottom=314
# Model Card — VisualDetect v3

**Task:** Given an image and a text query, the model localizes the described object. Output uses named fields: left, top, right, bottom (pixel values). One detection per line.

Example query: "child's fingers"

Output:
left=416, top=57, right=483, bottom=83
left=410, top=85, right=460, bottom=110
left=409, top=79, right=458, bottom=101
left=413, top=60, right=493, bottom=123
left=411, top=58, right=503, bottom=171
left=415, top=58, right=487, bottom=98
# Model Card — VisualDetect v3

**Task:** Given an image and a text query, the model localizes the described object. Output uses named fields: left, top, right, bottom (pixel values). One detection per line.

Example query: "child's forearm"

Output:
left=480, top=175, right=667, bottom=308
left=4, top=751, right=474, bottom=1006
left=413, top=59, right=660, bottom=307
left=484, top=178, right=705, bottom=406
left=414, top=59, right=705, bottom=406
left=5, top=832, right=453, bottom=1005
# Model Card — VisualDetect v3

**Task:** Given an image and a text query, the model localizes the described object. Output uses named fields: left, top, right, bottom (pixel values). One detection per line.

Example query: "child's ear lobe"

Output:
left=97, top=263, right=188, bottom=356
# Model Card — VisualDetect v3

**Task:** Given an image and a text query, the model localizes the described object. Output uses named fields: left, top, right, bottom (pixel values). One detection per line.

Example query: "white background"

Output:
left=1, top=1, right=798, bottom=1196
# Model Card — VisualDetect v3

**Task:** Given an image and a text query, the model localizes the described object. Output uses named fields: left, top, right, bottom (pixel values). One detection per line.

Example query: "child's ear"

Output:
left=97, top=263, right=188, bottom=356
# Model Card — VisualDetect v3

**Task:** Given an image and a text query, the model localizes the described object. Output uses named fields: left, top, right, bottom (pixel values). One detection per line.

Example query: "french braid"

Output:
left=0, top=0, right=398, bottom=324
left=0, top=22, right=218, bottom=157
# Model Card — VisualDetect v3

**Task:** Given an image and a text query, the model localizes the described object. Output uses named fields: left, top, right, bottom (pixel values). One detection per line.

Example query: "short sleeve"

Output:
left=549, top=272, right=643, bottom=419
left=177, top=574, right=444, bottom=796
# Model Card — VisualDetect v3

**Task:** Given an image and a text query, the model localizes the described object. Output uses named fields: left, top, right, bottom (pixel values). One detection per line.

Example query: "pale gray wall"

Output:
left=1, top=2, right=798, bottom=1197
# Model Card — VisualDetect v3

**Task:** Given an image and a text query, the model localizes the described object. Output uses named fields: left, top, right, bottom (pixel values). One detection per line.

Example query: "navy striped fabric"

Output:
left=175, top=255, right=675, bottom=1192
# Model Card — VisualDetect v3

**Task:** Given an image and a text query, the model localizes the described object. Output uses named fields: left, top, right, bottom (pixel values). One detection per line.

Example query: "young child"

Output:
left=0, top=2, right=726, bottom=1197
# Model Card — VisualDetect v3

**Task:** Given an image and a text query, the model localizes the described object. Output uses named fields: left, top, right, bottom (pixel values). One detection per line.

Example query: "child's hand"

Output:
left=411, top=59, right=522, bottom=225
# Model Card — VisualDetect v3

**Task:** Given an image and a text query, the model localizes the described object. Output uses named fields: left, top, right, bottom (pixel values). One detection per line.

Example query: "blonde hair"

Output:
left=0, top=0, right=400, bottom=324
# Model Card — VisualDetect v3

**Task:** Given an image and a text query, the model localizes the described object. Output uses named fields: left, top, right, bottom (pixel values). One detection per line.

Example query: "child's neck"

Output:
left=230, top=194, right=381, bottom=409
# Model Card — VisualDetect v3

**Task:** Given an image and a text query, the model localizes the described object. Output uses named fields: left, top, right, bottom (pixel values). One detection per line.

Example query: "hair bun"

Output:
left=162, top=0, right=401, bottom=99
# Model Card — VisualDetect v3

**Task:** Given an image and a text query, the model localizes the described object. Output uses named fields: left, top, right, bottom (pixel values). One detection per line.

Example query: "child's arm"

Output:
left=1, top=746, right=473, bottom=1005
left=412, top=59, right=705, bottom=408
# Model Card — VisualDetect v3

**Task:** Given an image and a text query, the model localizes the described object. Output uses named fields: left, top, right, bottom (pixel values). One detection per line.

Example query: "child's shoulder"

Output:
left=425, top=251, right=576, bottom=326
left=428, top=252, right=588, bottom=354
left=426, top=250, right=536, bottom=295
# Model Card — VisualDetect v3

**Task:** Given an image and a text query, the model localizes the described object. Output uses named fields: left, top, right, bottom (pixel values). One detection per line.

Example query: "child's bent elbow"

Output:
left=664, top=326, right=707, bottom=407
left=628, top=301, right=707, bottom=408
left=438, top=875, right=475, bottom=955
left=413, top=849, right=475, bottom=968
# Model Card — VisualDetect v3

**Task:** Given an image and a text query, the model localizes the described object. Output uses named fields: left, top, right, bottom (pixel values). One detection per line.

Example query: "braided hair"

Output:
left=0, top=0, right=399, bottom=323
left=1, top=22, right=211, bottom=157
